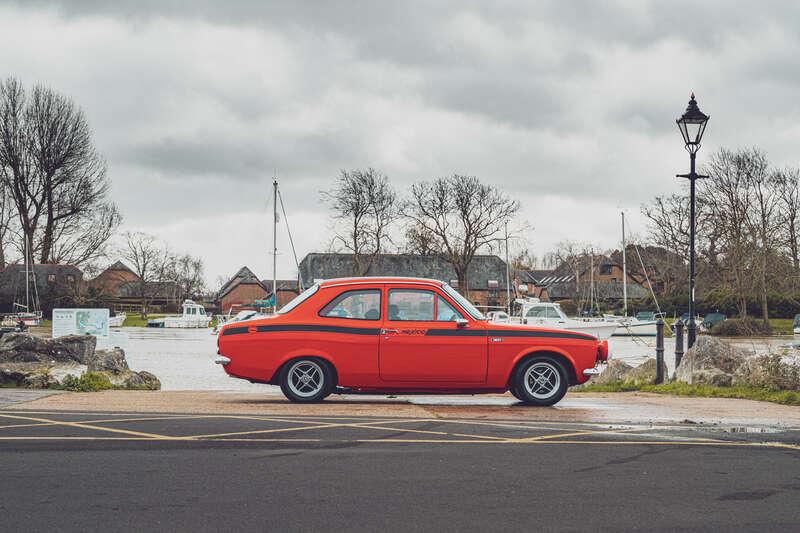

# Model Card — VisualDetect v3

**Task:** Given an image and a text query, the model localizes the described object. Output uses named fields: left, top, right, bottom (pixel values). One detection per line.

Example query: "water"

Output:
left=120, top=327, right=264, bottom=392
left=116, top=327, right=797, bottom=391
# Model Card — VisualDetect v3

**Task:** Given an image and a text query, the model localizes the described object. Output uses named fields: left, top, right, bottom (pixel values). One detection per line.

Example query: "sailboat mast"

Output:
left=622, top=211, right=628, bottom=317
left=272, top=178, right=278, bottom=312
left=504, top=221, right=510, bottom=314
left=24, top=235, right=29, bottom=311
left=589, top=251, right=594, bottom=315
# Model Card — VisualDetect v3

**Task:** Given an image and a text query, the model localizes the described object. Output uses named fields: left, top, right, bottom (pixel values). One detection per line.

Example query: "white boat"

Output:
left=148, top=300, right=211, bottom=328
left=491, top=297, right=618, bottom=340
left=108, top=312, right=126, bottom=327
left=212, top=309, right=267, bottom=334
left=603, top=313, right=658, bottom=337
left=1, top=311, right=42, bottom=328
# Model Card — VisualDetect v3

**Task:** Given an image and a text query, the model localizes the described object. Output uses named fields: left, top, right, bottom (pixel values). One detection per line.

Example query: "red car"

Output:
left=216, top=277, right=608, bottom=406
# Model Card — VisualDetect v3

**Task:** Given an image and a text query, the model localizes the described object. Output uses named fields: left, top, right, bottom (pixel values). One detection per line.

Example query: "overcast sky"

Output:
left=2, top=1, right=799, bottom=285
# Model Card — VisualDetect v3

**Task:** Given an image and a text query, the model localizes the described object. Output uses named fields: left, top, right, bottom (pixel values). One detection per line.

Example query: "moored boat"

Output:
left=147, top=300, right=211, bottom=328
left=491, top=297, right=618, bottom=340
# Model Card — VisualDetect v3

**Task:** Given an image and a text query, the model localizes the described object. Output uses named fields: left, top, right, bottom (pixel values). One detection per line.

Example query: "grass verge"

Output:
left=121, top=314, right=167, bottom=327
left=574, top=381, right=800, bottom=406
left=58, top=372, right=115, bottom=392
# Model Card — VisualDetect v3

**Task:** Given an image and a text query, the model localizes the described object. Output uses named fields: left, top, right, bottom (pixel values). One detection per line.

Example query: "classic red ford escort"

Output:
left=216, top=277, right=608, bottom=406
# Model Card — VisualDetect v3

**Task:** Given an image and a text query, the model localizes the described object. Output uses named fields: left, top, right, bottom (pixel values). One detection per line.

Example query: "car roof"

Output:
left=319, top=276, right=446, bottom=288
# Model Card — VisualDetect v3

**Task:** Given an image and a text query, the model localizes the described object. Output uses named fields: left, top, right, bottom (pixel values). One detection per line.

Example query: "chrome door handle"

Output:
left=381, top=329, right=398, bottom=334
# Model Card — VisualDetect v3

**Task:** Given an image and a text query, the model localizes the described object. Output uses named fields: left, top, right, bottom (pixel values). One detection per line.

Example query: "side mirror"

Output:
left=455, top=318, right=468, bottom=328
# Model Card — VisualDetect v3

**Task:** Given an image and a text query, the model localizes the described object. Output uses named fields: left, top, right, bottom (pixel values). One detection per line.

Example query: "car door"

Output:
left=378, top=287, right=488, bottom=383
left=314, top=285, right=383, bottom=385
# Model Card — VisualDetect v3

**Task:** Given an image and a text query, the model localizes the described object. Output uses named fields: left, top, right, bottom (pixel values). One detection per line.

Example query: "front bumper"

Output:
left=214, top=355, right=231, bottom=366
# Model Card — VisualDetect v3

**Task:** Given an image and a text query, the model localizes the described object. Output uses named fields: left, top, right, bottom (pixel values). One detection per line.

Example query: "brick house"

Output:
left=0, top=264, right=83, bottom=315
left=525, top=255, right=649, bottom=303
left=216, top=266, right=299, bottom=314
left=297, top=253, right=511, bottom=309
left=89, top=261, right=182, bottom=313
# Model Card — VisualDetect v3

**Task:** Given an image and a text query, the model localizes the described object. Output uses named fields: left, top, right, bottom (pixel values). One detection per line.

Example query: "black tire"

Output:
left=512, top=356, right=569, bottom=406
left=509, top=385, right=526, bottom=402
left=279, top=357, right=335, bottom=403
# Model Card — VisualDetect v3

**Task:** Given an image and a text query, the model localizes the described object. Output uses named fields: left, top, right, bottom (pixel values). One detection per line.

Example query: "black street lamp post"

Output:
left=676, top=93, right=710, bottom=349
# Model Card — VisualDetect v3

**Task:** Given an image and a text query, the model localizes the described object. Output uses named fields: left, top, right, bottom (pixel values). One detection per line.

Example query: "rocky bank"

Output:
left=0, top=333, right=160, bottom=390
left=583, top=336, right=800, bottom=391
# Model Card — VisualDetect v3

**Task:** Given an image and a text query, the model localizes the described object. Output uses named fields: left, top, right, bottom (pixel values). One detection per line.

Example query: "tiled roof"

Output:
left=298, top=253, right=509, bottom=290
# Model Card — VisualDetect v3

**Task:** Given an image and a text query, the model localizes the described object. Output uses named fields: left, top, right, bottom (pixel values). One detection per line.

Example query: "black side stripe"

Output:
left=425, top=329, right=488, bottom=337
left=221, top=326, right=249, bottom=336
left=223, top=324, right=595, bottom=341
left=256, top=324, right=381, bottom=336
left=487, top=329, right=596, bottom=341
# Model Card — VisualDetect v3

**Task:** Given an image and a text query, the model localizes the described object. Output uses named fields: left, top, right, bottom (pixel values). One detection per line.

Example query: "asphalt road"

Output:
left=0, top=410, right=798, bottom=532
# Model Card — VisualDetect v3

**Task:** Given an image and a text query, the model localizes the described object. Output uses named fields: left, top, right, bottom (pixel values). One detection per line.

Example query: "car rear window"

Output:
left=277, top=284, right=319, bottom=314
left=319, top=289, right=381, bottom=320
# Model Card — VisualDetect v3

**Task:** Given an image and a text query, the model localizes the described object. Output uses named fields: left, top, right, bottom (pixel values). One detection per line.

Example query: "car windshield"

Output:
left=442, top=283, right=485, bottom=320
left=277, top=284, right=319, bottom=314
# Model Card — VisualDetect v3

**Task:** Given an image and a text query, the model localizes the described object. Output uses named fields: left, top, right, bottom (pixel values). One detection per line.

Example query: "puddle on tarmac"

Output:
left=724, top=426, right=782, bottom=434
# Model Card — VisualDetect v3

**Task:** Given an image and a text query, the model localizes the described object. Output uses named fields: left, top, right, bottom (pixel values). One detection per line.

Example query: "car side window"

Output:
left=388, top=289, right=434, bottom=321
left=319, top=289, right=381, bottom=320
left=436, top=296, right=464, bottom=321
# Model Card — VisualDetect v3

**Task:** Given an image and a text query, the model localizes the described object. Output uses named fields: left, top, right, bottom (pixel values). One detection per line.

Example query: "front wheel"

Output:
left=279, top=358, right=334, bottom=403
left=512, top=357, right=568, bottom=406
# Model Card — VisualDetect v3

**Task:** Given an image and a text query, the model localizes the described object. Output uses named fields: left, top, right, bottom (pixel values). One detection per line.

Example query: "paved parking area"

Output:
left=1, top=410, right=799, bottom=447
left=2, top=410, right=799, bottom=532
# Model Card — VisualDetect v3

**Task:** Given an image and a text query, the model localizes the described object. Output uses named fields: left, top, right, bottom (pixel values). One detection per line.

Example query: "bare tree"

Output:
left=321, top=168, right=397, bottom=275
left=403, top=225, right=438, bottom=255
left=738, top=148, right=777, bottom=320
left=0, top=178, right=15, bottom=268
left=120, top=231, right=175, bottom=318
left=172, top=253, right=207, bottom=302
left=0, top=77, right=120, bottom=266
left=775, top=167, right=800, bottom=274
left=694, top=149, right=757, bottom=316
left=403, top=175, right=519, bottom=296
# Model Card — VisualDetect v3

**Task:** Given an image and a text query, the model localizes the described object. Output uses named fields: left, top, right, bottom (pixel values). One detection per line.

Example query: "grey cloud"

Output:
left=3, top=0, right=800, bottom=282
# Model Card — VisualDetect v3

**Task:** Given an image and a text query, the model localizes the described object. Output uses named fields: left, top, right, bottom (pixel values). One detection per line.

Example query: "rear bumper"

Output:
left=582, top=363, right=606, bottom=376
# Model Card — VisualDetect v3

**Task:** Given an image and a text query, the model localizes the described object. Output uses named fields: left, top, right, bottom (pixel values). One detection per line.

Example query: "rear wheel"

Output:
left=279, top=358, right=334, bottom=403
left=509, top=385, right=526, bottom=402
left=512, top=357, right=568, bottom=406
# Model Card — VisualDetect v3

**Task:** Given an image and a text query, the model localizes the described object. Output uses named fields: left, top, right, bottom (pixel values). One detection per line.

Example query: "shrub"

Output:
left=59, top=372, right=115, bottom=392
left=709, top=317, right=772, bottom=337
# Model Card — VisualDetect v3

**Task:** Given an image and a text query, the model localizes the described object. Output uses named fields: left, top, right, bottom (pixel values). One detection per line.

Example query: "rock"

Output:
left=54, top=335, right=97, bottom=364
left=733, top=352, right=800, bottom=390
left=0, top=333, right=96, bottom=365
left=123, top=370, right=161, bottom=391
left=21, top=369, right=58, bottom=389
left=582, top=359, right=634, bottom=386
left=0, top=333, right=160, bottom=390
left=624, top=357, right=669, bottom=386
left=100, top=370, right=161, bottom=390
left=89, top=347, right=129, bottom=374
left=0, top=361, right=84, bottom=388
left=676, top=336, right=749, bottom=386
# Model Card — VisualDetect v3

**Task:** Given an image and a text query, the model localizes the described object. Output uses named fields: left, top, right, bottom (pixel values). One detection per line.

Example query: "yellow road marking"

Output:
left=187, top=418, right=429, bottom=439
left=0, top=413, right=178, bottom=440
left=0, top=422, right=53, bottom=430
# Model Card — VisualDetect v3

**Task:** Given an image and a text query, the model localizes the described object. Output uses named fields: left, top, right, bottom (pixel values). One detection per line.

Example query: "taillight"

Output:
left=597, top=340, right=609, bottom=362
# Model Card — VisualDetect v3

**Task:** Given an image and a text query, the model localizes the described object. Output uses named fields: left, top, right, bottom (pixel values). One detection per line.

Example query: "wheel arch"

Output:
left=508, top=349, right=579, bottom=386
left=269, top=353, right=339, bottom=386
